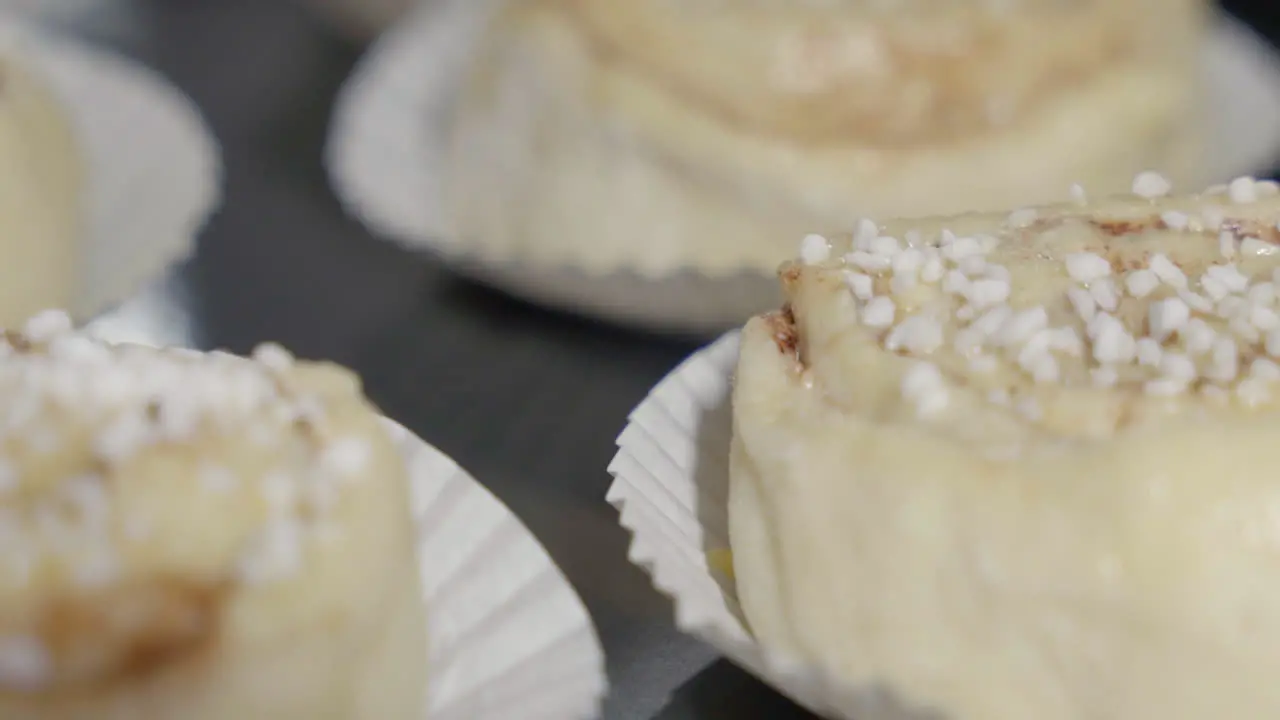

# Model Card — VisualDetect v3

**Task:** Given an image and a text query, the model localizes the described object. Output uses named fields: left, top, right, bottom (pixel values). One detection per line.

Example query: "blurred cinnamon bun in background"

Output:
left=445, top=0, right=1208, bottom=278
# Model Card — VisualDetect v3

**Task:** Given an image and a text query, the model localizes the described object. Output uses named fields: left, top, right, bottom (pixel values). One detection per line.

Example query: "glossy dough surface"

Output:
left=446, top=0, right=1205, bottom=275
left=731, top=177, right=1280, bottom=720
left=0, top=55, right=81, bottom=326
left=0, top=313, right=425, bottom=719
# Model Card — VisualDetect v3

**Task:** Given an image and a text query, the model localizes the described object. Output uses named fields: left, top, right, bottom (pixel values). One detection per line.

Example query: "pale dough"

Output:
left=732, top=178, right=1280, bottom=720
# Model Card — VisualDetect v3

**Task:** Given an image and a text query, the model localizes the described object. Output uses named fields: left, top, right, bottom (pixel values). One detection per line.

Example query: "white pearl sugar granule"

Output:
left=902, top=362, right=948, bottom=418
left=807, top=176, right=1280, bottom=420
left=799, top=234, right=831, bottom=265
left=1132, top=172, right=1172, bottom=199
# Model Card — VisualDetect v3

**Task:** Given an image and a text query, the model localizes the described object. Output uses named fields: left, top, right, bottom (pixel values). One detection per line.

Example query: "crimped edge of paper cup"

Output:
left=387, top=421, right=608, bottom=720
left=607, top=333, right=942, bottom=719
left=4, top=16, right=222, bottom=322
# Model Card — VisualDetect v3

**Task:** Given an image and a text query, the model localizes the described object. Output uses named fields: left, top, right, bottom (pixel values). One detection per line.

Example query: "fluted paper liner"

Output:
left=608, top=333, right=944, bottom=719
left=0, top=14, right=220, bottom=324
left=390, top=421, right=608, bottom=720
left=328, top=1, right=1280, bottom=334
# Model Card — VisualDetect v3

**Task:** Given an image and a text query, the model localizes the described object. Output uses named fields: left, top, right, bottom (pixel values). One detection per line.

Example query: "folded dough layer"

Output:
left=0, top=312, right=425, bottom=719
left=445, top=0, right=1205, bottom=275
left=731, top=176, right=1280, bottom=720
left=562, top=0, right=1199, bottom=144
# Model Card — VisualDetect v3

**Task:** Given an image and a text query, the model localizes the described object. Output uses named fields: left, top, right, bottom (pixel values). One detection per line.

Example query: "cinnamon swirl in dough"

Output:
left=0, top=55, right=81, bottom=326
left=731, top=174, right=1280, bottom=720
left=445, top=0, right=1206, bottom=278
left=0, top=312, right=424, bottom=719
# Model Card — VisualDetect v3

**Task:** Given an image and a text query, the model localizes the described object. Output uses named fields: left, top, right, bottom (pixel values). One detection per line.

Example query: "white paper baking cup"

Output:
left=84, top=273, right=198, bottom=349
left=391, top=421, right=608, bottom=720
left=608, top=332, right=934, bottom=719
left=0, top=14, right=220, bottom=324
left=328, top=1, right=1280, bottom=335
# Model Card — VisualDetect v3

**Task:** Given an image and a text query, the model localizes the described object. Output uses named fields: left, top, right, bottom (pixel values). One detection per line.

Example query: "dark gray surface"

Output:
left=49, top=0, right=1280, bottom=718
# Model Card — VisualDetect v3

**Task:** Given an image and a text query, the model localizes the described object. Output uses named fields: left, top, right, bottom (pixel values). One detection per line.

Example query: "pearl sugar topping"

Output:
left=796, top=175, right=1280, bottom=420
left=0, top=312, right=376, bottom=610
